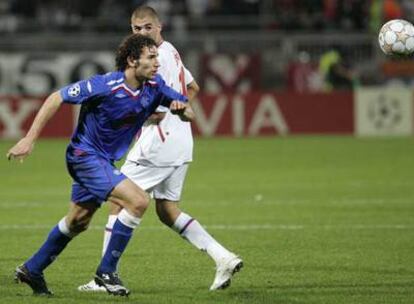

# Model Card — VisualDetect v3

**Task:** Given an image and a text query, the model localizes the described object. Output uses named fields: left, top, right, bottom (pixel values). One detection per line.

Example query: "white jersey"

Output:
left=126, top=41, right=194, bottom=167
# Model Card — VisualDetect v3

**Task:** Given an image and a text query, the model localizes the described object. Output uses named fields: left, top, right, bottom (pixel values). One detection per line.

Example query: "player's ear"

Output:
left=127, top=56, right=138, bottom=68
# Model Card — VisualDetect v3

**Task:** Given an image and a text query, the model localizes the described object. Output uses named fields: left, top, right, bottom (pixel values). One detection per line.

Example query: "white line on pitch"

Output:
left=0, top=224, right=413, bottom=230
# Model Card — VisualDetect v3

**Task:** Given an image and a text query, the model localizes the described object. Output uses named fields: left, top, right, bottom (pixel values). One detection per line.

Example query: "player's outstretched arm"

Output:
left=7, top=91, right=63, bottom=162
left=148, top=80, right=199, bottom=124
left=181, top=80, right=199, bottom=121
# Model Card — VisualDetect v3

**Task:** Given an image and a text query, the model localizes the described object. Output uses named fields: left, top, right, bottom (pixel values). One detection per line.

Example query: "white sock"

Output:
left=58, top=216, right=79, bottom=238
left=102, top=215, right=117, bottom=256
left=117, top=208, right=141, bottom=228
left=172, top=212, right=231, bottom=264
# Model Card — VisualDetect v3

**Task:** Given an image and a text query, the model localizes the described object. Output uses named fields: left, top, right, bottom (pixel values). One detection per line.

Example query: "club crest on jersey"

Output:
left=68, top=83, right=81, bottom=97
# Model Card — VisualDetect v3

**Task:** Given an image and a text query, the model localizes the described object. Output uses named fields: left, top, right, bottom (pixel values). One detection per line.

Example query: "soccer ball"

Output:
left=378, top=19, right=414, bottom=56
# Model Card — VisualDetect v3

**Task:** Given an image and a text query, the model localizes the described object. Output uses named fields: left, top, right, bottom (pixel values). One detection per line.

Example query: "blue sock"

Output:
left=97, top=219, right=133, bottom=274
left=25, top=225, right=72, bottom=276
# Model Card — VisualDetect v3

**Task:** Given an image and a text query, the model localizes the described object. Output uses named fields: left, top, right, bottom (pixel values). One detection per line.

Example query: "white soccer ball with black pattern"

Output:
left=378, top=19, right=414, bottom=56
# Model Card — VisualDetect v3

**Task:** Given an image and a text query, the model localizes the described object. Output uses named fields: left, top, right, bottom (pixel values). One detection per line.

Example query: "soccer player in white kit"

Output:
left=78, top=5, right=243, bottom=292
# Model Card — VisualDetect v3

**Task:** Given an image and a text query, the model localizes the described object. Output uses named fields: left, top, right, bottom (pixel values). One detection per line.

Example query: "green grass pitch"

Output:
left=0, top=136, right=413, bottom=303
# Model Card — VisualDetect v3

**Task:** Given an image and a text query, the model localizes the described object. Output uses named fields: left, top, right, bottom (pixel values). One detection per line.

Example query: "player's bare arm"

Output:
left=7, top=91, right=63, bottom=161
left=186, top=80, right=200, bottom=102
left=174, top=80, right=199, bottom=122
left=146, top=80, right=199, bottom=124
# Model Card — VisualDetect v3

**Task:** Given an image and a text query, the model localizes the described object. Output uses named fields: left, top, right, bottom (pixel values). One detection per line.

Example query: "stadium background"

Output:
left=1, top=0, right=414, bottom=138
left=0, top=1, right=414, bottom=303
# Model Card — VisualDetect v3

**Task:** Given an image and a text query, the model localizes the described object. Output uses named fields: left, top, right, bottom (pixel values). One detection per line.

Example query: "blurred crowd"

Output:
left=272, top=0, right=414, bottom=31
left=1, top=0, right=414, bottom=33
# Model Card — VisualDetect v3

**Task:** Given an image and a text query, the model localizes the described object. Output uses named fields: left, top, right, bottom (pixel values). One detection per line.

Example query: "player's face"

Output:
left=135, top=45, right=159, bottom=80
left=131, top=16, right=161, bottom=44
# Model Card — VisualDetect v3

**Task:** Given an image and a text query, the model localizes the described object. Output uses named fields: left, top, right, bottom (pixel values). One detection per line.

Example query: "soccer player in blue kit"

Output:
left=7, top=34, right=190, bottom=297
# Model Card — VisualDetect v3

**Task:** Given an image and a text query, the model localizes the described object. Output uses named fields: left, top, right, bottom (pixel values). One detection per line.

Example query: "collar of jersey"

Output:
left=112, top=82, right=142, bottom=97
left=110, top=72, right=144, bottom=97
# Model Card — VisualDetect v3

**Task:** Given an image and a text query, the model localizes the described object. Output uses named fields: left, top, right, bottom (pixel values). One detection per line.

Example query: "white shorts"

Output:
left=120, top=160, right=189, bottom=201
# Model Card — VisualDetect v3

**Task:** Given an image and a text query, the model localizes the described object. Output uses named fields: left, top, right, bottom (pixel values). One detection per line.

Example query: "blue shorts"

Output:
left=66, top=148, right=126, bottom=205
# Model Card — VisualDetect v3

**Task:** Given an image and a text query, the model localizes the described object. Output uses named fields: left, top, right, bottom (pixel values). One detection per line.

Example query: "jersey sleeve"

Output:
left=60, top=75, right=107, bottom=104
left=154, top=74, right=188, bottom=107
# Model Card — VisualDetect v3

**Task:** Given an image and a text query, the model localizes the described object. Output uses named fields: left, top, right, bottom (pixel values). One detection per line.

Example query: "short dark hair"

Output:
left=115, top=34, right=157, bottom=71
left=131, top=5, right=160, bottom=22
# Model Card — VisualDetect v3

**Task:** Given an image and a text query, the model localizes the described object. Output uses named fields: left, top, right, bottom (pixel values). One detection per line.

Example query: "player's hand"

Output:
left=6, top=137, right=35, bottom=163
left=178, top=104, right=195, bottom=122
left=170, top=100, right=186, bottom=115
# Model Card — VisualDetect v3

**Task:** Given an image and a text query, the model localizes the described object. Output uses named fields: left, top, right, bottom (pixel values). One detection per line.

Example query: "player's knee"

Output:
left=155, top=204, right=168, bottom=223
left=66, top=202, right=97, bottom=234
left=156, top=201, right=180, bottom=227
left=68, top=219, right=89, bottom=233
left=67, top=216, right=91, bottom=233
left=129, top=192, right=150, bottom=215
left=156, top=210, right=169, bottom=226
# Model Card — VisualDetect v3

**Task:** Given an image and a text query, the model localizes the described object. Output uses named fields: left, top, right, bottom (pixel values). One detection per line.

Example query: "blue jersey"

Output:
left=60, top=71, right=187, bottom=161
